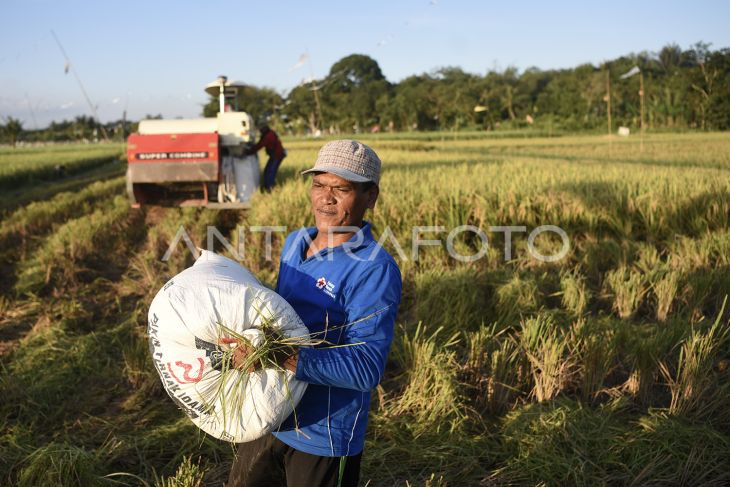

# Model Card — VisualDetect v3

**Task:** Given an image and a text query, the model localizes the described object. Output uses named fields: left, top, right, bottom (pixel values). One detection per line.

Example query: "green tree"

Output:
left=321, top=54, right=390, bottom=132
left=431, top=67, right=482, bottom=130
left=686, top=42, right=719, bottom=129
left=71, top=115, right=99, bottom=140
left=2, top=117, right=24, bottom=147
left=705, top=48, right=730, bottom=129
left=285, top=82, right=321, bottom=134
left=390, top=74, right=439, bottom=131
left=203, top=85, right=284, bottom=124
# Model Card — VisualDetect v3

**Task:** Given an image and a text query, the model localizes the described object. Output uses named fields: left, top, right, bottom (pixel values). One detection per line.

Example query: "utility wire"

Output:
left=51, top=29, right=109, bottom=141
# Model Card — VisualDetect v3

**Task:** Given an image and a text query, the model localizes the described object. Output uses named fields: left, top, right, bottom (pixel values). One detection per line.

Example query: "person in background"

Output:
left=248, top=122, right=287, bottom=191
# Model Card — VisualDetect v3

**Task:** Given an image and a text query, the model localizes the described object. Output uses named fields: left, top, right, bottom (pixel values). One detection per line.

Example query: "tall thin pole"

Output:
left=606, top=69, right=612, bottom=137
left=639, top=71, right=645, bottom=152
left=24, top=93, right=38, bottom=130
left=311, top=82, right=324, bottom=132
left=306, top=52, right=324, bottom=133
left=51, top=30, right=109, bottom=141
left=122, top=92, right=130, bottom=140
left=122, top=110, right=127, bottom=140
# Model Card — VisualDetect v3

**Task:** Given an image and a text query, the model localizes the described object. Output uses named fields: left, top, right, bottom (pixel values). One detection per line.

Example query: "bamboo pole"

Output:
left=307, top=52, right=324, bottom=133
left=639, top=72, right=645, bottom=152
left=606, top=69, right=612, bottom=137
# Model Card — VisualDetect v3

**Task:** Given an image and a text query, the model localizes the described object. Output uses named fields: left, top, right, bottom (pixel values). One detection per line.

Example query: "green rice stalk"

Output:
left=660, top=297, right=730, bottom=420
left=570, top=319, right=616, bottom=401
left=493, top=274, right=542, bottom=324
left=559, top=269, right=591, bottom=316
left=152, top=455, right=206, bottom=487
left=388, top=323, right=466, bottom=435
left=605, top=266, right=648, bottom=319
left=17, top=442, right=103, bottom=487
left=520, top=315, right=574, bottom=402
left=652, top=270, right=680, bottom=322
left=462, top=324, right=523, bottom=415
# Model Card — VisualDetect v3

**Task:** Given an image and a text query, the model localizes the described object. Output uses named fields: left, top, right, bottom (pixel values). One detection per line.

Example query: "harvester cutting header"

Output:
left=126, top=76, right=259, bottom=208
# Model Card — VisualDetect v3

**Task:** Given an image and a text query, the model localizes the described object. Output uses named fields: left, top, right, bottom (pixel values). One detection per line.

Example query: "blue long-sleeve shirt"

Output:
left=272, top=221, right=402, bottom=457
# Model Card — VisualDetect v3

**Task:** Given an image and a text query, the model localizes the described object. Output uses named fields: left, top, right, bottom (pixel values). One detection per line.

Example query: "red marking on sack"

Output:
left=167, top=358, right=204, bottom=384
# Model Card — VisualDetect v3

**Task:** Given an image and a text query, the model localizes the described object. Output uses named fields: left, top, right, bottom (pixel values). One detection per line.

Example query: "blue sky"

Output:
left=1, top=0, right=729, bottom=127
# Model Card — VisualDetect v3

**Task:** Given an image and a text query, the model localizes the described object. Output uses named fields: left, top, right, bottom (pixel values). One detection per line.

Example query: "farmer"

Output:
left=247, top=122, right=287, bottom=191
left=227, top=140, right=402, bottom=487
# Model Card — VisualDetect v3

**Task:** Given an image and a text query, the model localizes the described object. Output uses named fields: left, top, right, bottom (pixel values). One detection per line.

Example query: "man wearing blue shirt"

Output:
left=228, top=139, right=402, bottom=487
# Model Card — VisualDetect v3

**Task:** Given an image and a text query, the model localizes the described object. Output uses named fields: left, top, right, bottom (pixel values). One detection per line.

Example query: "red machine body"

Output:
left=127, top=132, right=220, bottom=183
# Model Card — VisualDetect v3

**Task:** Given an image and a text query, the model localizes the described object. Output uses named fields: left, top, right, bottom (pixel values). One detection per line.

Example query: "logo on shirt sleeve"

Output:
left=315, top=276, right=337, bottom=298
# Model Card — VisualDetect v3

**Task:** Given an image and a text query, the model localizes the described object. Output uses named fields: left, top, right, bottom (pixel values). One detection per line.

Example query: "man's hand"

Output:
left=281, top=352, right=298, bottom=373
left=219, top=337, right=260, bottom=373
left=218, top=337, right=298, bottom=373
left=271, top=346, right=299, bottom=373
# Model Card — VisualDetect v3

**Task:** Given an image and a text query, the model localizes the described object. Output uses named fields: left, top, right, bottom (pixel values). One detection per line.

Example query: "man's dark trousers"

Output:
left=227, top=434, right=362, bottom=487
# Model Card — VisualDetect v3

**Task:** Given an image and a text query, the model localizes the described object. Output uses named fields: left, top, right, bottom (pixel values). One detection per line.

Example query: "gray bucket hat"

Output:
left=302, top=139, right=381, bottom=185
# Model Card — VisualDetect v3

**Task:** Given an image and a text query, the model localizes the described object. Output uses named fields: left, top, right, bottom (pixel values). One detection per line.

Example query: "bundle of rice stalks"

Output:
left=559, top=269, right=591, bottom=316
left=493, top=274, right=542, bottom=324
left=387, top=323, right=465, bottom=434
left=660, top=298, right=730, bottom=423
left=152, top=455, right=208, bottom=487
left=651, top=270, right=681, bottom=322
left=570, top=318, right=616, bottom=401
left=520, top=315, right=575, bottom=402
left=605, top=266, right=648, bottom=319
left=412, top=267, right=489, bottom=333
left=462, top=324, right=524, bottom=415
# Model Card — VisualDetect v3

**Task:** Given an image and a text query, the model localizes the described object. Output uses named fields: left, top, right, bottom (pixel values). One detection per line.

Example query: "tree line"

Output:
left=204, top=42, right=729, bottom=135
left=2, top=42, right=729, bottom=145
left=0, top=115, right=137, bottom=146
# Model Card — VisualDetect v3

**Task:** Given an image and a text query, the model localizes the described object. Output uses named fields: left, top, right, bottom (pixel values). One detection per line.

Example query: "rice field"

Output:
left=1, top=132, right=729, bottom=486
left=0, top=143, right=123, bottom=191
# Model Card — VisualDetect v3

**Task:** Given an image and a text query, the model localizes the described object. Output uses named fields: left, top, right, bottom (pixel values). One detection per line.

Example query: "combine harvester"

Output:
left=126, top=76, right=259, bottom=208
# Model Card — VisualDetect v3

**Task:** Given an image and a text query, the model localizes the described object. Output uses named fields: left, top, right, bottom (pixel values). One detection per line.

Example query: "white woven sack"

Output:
left=148, top=250, right=309, bottom=442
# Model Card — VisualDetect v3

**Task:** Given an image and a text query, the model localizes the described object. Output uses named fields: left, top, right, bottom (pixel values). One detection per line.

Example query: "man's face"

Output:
left=310, top=172, right=378, bottom=234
